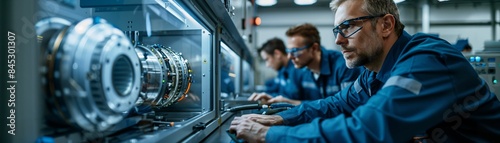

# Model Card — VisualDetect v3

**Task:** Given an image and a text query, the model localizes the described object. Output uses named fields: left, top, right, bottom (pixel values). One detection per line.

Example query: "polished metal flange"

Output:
left=134, top=44, right=192, bottom=108
left=155, top=45, right=193, bottom=107
left=134, top=44, right=169, bottom=106
left=36, top=17, right=141, bottom=132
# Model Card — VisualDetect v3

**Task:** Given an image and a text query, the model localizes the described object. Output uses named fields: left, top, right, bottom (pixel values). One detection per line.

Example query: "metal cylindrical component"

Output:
left=155, top=45, right=193, bottom=106
left=36, top=17, right=141, bottom=132
left=135, top=45, right=168, bottom=106
left=135, top=44, right=192, bottom=108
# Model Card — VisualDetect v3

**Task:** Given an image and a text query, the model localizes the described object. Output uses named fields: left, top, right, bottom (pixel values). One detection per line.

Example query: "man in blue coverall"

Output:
left=252, top=38, right=302, bottom=97
left=263, top=78, right=280, bottom=94
left=229, top=0, right=500, bottom=142
left=249, top=23, right=362, bottom=105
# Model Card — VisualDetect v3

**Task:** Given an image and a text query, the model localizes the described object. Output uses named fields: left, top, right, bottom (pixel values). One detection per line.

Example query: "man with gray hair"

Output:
left=229, top=0, right=500, bottom=142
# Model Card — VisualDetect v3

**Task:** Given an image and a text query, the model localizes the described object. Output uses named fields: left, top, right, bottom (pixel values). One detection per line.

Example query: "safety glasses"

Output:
left=286, top=43, right=314, bottom=57
left=333, top=14, right=385, bottom=38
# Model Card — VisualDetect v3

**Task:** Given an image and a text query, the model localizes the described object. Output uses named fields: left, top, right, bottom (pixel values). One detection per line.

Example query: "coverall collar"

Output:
left=376, top=31, right=412, bottom=82
left=278, top=59, right=295, bottom=74
left=318, top=47, right=332, bottom=76
left=285, top=59, right=296, bottom=71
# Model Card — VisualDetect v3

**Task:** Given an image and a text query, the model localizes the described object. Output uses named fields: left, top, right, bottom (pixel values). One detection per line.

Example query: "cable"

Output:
left=226, top=104, right=262, bottom=112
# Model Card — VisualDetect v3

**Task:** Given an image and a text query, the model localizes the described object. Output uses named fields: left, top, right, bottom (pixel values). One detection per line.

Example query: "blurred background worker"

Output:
left=250, top=38, right=304, bottom=100
left=454, top=39, right=472, bottom=53
left=249, top=23, right=363, bottom=105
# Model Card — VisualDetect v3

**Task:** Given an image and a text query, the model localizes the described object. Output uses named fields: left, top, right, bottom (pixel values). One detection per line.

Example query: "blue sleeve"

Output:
left=281, top=79, right=300, bottom=99
left=280, top=69, right=304, bottom=100
left=264, top=78, right=280, bottom=96
left=267, top=52, right=495, bottom=142
left=277, top=75, right=370, bottom=126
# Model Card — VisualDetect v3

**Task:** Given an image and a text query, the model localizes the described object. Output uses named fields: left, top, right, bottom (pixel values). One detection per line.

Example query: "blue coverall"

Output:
left=266, top=31, right=500, bottom=142
left=265, top=60, right=303, bottom=97
left=264, top=77, right=280, bottom=94
left=283, top=48, right=363, bottom=100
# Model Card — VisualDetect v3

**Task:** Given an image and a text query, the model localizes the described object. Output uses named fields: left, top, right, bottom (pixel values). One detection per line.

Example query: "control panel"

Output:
left=465, top=53, right=500, bottom=101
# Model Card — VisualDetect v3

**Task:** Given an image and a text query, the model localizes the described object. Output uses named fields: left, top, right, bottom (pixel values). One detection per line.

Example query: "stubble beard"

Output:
left=293, top=56, right=313, bottom=69
left=344, top=34, right=384, bottom=69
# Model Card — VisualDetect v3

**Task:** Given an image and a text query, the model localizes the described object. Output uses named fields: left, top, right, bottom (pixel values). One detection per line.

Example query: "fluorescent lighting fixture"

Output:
left=294, top=0, right=317, bottom=5
left=394, top=0, right=405, bottom=3
left=256, top=0, right=277, bottom=6
left=438, top=0, right=449, bottom=1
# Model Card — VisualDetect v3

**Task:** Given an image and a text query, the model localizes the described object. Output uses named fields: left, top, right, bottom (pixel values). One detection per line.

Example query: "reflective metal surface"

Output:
left=36, top=17, right=141, bottom=132
left=135, top=44, right=193, bottom=108
left=157, top=44, right=193, bottom=107
left=25, top=0, right=252, bottom=142
left=135, top=44, right=168, bottom=106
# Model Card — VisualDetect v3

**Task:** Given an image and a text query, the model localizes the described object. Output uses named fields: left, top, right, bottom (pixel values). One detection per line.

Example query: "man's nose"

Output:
left=335, top=34, right=347, bottom=46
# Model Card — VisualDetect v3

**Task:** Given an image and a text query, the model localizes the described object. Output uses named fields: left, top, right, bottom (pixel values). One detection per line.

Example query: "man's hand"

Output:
left=248, top=93, right=273, bottom=104
left=229, top=116, right=269, bottom=143
left=241, top=114, right=284, bottom=126
left=267, top=95, right=302, bottom=105
left=249, top=93, right=302, bottom=105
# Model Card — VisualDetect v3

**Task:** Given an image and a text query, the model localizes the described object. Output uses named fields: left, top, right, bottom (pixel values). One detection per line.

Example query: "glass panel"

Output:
left=36, top=0, right=213, bottom=139
left=242, top=60, right=254, bottom=93
left=220, top=42, right=239, bottom=99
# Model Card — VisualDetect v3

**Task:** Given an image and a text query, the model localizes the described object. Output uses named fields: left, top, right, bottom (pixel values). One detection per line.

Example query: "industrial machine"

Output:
left=464, top=41, right=500, bottom=101
left=4, top=0, right=256, bottom=142
left=464, top=53, right=500, bottom=101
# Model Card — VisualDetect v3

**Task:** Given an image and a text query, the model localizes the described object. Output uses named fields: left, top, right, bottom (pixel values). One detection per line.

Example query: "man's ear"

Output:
left=273, top=49, right=281, bottom=57
left=312, top=43, right=320, bottom=51
left=381, top=14, right=396, bottom=38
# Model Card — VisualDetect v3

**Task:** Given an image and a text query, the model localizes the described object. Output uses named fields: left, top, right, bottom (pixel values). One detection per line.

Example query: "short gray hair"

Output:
left=330, top=0, right=405, bottom=36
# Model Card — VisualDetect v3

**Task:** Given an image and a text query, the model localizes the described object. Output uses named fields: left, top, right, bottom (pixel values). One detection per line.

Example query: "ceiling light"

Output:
left=256, top=0, right=277, bottom=6
left=294, top=0, right=317, bottom=5
left=394, top=0, right=405, bottom=3
left=438, top=0, right=449, bottom=2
